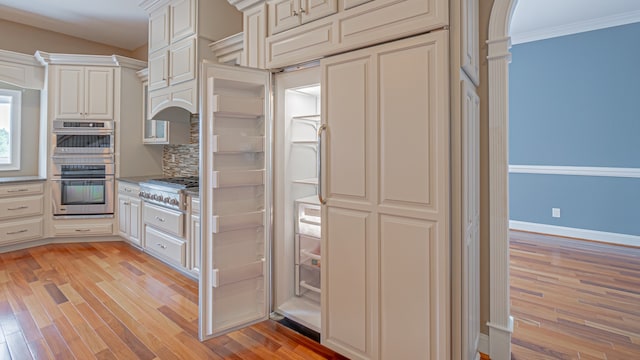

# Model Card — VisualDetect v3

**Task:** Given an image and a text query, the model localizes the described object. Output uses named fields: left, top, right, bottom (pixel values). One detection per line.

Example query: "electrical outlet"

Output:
left=552, top=208, right=561, bottom=218
left=171, top=154, right=176, bottom=162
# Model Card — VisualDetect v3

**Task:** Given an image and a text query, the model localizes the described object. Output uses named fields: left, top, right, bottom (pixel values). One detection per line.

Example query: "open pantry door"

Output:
left=199, top=63, right=271, bottom=340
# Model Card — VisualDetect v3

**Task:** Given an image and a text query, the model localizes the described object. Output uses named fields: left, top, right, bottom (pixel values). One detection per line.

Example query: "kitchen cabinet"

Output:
left=141, top=0, right=241, bottom=117
left=0, top=182, right=44, bottom=246
left=53, top=66, right=114, bottom=120
left=137, top=68, right=188, bottom=145
left=268, top=0, right=338, bottom=35
left=117, top=181, right=142, bottom=247
left=143, top=201, right=188, bottom=269
left=264, top=0, right=448, bottom=68
left=188, top=195, right=200, bottom=275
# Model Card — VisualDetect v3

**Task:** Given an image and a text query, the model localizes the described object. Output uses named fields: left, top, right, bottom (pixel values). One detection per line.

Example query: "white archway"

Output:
left=486, top=0, right=517, bottom=359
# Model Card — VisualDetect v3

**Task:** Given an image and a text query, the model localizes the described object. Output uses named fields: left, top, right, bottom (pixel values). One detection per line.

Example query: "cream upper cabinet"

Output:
left=141, top=0, right=241, bottom=117
left=54, top=66, right=114, bottom=120
left=268, top=0, right=337, bottom=35
left=320, top=32, right=450, bottom=360
left=148, top=0, right=195, bottom=54
left=170, top=0, right=197, bottom=41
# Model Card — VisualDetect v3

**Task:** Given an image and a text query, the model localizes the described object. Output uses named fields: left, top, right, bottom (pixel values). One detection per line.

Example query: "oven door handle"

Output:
left=50, top=178, right=114, bottom=182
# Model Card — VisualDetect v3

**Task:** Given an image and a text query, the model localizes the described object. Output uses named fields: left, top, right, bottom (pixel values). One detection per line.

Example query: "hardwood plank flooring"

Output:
left=0, top=242, right=347, bottom=360
left=510, top=230, right=640, bottom=359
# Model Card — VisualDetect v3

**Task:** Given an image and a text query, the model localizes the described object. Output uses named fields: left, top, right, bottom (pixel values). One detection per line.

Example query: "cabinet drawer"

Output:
left=143, top=203, right=184, bottom=237
left=118, top=182, right=140, bottom=196
left=145, top=226, right=186, bottom=266
left=0, top=218, right=44, bottom=245
left=53, top=223, right=113, bottom=237
left=0, top=195, right=43, bottom=220
left=0, top=182, right=44, bottom=197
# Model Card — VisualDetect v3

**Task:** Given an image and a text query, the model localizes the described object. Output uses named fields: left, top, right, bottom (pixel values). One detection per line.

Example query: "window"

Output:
left=0, top=89, right=21, bottom=171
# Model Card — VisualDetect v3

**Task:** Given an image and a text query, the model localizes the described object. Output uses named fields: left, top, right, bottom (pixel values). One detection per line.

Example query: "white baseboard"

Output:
left=510, top=221, right=640, bottom=247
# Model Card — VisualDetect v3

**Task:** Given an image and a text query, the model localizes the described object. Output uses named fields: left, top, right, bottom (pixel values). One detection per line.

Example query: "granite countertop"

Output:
left=0, top=176, right=47, bottom=184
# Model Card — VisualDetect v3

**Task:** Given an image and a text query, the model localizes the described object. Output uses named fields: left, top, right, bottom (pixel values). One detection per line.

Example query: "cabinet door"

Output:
left=461, top=76, right=480, bottom=360
left=118, top=196, right=130, bottom=236
left=170, top=0, right=196, bottom=43
left=169, top=38, right=196, bottom=86
left=149, top=51, right=169, bottom=91
left=268, top=0, right=301, bottom=35
left=149, top=6, right=170, bottom=53
left=129, top=198, right=142, bottom=246
left=84, top=67, right=114, bottom=120
left=321, top=32, right=450, bottom=360
left=461, top=0, right=479, bottom=85
left=300, top=0, right=338, bottom=24
left=55, top=66, right=84, bottom=119
left=190, top=214, right=201, bottom=274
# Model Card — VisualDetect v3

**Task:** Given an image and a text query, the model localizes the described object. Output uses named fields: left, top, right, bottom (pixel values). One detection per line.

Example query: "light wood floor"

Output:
left=0, top=241, right=347, bottom=359
left=510, top=230, right=640, bottom=359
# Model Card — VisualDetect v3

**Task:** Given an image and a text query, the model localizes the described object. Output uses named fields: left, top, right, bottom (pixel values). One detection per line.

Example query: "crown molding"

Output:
left=112, top=55, right=147, bottom=70
left=34, top=51, right=146, bottom=69
left=0, top=49, right=42, bottom=67
left=227, top=0, right=265, bottom=12
left=512, top=11, right=640, bottom=44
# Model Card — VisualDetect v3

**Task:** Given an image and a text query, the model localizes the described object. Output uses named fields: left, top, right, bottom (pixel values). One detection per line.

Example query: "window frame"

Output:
left=0, top=88, right=22, bottom=171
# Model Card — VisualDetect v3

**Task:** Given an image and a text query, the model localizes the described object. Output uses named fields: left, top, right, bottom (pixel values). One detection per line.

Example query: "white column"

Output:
left=486, top=0, right=517, bottom=354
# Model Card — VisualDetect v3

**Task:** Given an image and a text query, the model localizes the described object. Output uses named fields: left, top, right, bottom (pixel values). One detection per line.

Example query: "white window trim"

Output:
left=0, top=89, right=21, bottom=171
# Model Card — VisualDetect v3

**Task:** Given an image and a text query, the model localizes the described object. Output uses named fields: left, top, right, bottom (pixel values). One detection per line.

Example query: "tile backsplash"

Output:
left=162, top=115, right=199, bottom=177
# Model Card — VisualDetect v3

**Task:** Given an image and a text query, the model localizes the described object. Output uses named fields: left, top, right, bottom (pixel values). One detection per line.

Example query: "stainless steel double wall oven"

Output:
left=51, top=120, right=115, bottom=216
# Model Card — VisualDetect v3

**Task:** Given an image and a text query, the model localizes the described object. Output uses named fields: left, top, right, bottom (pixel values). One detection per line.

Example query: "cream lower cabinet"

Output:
left=0, top=182, right=44, bottom=245
left=118, top=182, right=142, bottom=247
left=188, top=196, right=200, bottom=276
left=320, top=32, right=450, bottom=360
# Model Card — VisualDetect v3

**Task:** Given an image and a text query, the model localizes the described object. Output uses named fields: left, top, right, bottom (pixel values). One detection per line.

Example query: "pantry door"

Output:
left=199, top=63, right=272, bottom=340
left=320, top=31, right=450, bottom=359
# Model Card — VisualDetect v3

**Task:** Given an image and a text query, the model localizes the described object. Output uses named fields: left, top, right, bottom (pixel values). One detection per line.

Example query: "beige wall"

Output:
left=131, top=44, right=148, bottom=62
left=0, top=19, right=144, bottom=60
left=479, top=0, right=496, bottom=335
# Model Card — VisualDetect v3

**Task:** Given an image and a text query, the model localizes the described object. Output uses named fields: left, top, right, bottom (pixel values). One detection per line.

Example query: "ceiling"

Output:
left=0, top=0, right=639, bottom=51
left=0, top=0, right=148, bottom=51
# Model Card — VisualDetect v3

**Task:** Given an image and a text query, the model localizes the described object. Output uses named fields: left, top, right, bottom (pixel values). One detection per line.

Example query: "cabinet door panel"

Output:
left=149, top=51, right=169, bottom=91
left=55, top=67, right=84, bottom=119
left=323, top=56, right=371, bottom=203
left=268, top=0, right=301, bottom=35
left=171, top=0, right=196, bottom=43
left=118, top=196, right=129, bottom=235
left=169, top=38, right=196, bottom=86
left=301, top=0, right=338, bottom=24
left=461, top=0, right=480, bottom=85
left=130, top=198, right=142, bottom=246
left=323, top=207, right=374, bottom=357
left=85, top=68, right=114, bottom=120
left=149, top=6, right=170, bottom=53
left=379, top=215, right=434, bottom=359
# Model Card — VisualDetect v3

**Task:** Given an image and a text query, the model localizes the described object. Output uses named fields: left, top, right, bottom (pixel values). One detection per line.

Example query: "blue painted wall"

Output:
left=509, top=23, right=640, bottom=236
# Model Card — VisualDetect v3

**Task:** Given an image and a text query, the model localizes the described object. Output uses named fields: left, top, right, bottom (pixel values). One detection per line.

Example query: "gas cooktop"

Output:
left=139, top=176, right=199, bottom=211
left=146, top=176, right=199, bottom=189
